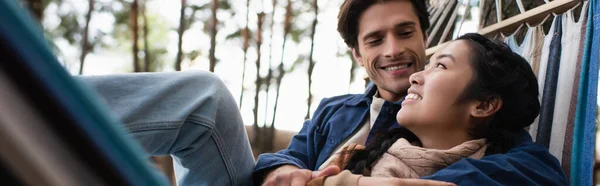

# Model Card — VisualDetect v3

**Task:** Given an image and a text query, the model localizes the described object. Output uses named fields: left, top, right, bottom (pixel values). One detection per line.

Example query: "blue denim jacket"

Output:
left=253, top=84, right=567, bottom=185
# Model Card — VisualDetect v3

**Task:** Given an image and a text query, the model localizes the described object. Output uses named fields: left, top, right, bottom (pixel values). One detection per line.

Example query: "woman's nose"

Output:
left=409, top=71, right=423, bottom=85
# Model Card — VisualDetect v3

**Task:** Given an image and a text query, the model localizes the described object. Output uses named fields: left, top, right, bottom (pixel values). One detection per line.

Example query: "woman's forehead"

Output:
left=432, top=40, right=472, bottom=64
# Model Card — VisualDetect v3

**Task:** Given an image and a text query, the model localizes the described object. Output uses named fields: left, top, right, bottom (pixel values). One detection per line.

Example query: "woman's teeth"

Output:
left=406, top=93, right=422, bottom=100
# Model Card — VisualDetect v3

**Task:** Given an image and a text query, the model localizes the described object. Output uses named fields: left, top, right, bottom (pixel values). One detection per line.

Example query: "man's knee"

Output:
left=178, top=71, right=229, bottom=97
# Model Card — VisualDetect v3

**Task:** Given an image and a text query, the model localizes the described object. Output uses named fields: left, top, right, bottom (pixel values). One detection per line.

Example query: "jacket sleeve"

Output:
left=252, top=119, right=312, bottom=184
left=252, top=96, right=347, bottom=185
left=421, top=131, right=568, bottom=185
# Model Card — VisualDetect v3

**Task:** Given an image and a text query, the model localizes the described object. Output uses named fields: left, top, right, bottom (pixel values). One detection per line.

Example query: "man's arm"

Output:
left=253, top=120, right=313, bottom=181
left=422, top=131, right=567, bottom=185
left=252, top=95, right=352, bottom=185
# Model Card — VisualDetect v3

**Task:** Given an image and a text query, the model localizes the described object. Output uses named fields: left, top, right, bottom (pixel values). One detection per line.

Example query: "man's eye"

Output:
left=367, top=39, right=382, bottom=45
left=398, top=31, right=413, bottom=37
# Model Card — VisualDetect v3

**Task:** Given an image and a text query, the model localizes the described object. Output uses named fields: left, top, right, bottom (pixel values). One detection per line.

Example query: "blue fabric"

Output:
left=0, top=0, right=168, bottom=185
left=422, top=130, right=566, bottom=186
left=366, top=101, right=402, bottom=144
left=537, top=17, right=562, bottom=148
left=81, top=72, right=256, bottom=186
left=253, top=84, right=567, bottom=185
left=253, top=84, right=402, bottom=178
left=570, top=1, right=599, bottom=185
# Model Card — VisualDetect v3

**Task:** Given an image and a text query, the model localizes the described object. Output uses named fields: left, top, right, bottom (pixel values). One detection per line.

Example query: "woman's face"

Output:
left=396, top=40, right=477, bottom=136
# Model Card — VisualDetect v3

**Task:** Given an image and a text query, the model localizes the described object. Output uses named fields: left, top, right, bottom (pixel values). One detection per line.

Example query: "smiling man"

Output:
left=347, top=0, right=426, bottom=103
left=253, top=0, right=566, bottom=186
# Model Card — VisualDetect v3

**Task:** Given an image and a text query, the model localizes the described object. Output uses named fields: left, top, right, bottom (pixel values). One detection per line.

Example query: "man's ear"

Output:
left=351, top=48, right=364, bottom=66
left=470, top=96, right=503, bottom=118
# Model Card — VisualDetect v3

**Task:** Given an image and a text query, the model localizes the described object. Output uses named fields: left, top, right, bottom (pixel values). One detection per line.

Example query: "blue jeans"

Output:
left=80, top=71, right=255, bottom=186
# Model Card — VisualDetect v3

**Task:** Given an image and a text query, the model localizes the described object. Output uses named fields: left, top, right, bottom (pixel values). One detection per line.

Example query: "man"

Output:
left=253, top=0, right=567, bottom=185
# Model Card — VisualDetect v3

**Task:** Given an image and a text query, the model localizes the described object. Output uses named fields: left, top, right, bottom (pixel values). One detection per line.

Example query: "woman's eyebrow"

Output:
left=436, top=54, right=456, bottom=63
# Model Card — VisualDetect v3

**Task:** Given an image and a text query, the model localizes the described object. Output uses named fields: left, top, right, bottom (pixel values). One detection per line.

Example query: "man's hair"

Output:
left=337, top=0, right=430, bottom=49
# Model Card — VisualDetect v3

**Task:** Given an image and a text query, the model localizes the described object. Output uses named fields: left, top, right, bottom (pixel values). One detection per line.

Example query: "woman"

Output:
left=308, top=33, right=543, bottom=186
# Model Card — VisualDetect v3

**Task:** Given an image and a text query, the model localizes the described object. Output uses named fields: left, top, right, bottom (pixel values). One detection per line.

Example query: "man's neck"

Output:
left=376, top=88, right=406, bottom=102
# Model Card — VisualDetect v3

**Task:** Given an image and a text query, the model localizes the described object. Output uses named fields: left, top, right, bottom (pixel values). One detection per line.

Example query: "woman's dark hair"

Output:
left=344, top=33, right=541, bottom=175
left=337, top=0, right=430, bottom=49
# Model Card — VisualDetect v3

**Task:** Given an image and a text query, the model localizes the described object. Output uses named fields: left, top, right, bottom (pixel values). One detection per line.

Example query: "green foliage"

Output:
left=185, top=50, right=201, bottom=62
left=143, top=11, right=170, bottom=72
left=289, top=26, right=306, bottom=43
left=226, top=29, right=242, bottom=40
left=219, top=0, right=231, bottom=10
left=287, top=55, right=305, bottom=72
left=55, top=12, right=80, bottom=45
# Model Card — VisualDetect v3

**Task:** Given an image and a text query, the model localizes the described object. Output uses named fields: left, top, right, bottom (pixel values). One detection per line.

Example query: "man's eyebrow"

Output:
left=361, top=21, right=417, bottom=41
left=394, top=21, right=416, bottom=29
left=436, top=54, right=456, bottom=63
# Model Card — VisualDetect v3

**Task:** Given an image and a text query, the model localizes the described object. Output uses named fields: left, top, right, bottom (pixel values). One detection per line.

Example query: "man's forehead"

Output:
left=357, top=1, right=420, bottom=34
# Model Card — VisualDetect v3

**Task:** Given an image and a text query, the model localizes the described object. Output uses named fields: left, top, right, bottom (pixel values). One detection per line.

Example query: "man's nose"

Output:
left=383, top=36, right=404, bottom=59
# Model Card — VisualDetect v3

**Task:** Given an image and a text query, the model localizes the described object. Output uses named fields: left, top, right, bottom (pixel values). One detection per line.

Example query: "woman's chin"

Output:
left=396, top=116, right=413, bottom=128
left=396, top=110, right=412, bottom=124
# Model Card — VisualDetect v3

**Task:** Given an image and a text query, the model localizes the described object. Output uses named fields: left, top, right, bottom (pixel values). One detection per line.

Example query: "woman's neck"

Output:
left=414, top=129, right=471, bottom=150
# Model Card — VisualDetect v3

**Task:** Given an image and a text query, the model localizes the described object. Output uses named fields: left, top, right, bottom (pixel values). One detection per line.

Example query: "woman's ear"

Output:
left=470, top=96, right=503, bottom=118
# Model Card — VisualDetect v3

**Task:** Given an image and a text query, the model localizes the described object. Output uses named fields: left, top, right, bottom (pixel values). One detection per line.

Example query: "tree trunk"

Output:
left=239, top=0, right=251, bottom=109
left=142, top=1, right=151, bottom=72
left=267, top=0, right=292, bottom=152
left=175, top=0, right=186, bottom=71
left=305, top=0, right=318, bottom=119
left=208, top=0, right=219, bottom=72
left=252, top=13, right=265, bottom=151
left=347, top=50, right=357, bottom=92
left=132, top=0, right=140, bottom=72
left=262, top=0, right=277, bottom=129
left=79, top=0, right=94, bottom=75
left=25, top=0, right=43, bottom=21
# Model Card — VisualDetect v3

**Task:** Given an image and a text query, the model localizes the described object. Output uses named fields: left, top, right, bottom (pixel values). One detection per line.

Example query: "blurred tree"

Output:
left=21, top=0, right=46, bottom=21
left=79, top=0, right=94, bottom=75
left=142, top=10, right=170, bottom=72
left=262, top=0, right=276, bottom=133
left=142, top=0, right=150, bottom=72
left=239, top=0, right=252, bottom=108
left=346, top=50, right=358, bottom=92
left=36, top=0, right=107, bottom=72
left=266, top=0, right=293, bottom=153
left=131, top=0, right=141, bottom=72
left=305, top=0, right=318, bottom=119
left=252, top=12, right=265, bottom=154
left=174, top=0, right=186, bottom=71
left=208, top=0, right=219, bottom=72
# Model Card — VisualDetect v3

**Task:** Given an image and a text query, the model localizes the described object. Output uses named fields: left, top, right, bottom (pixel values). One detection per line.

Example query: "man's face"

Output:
left=352, top=0, right=427, bottom=102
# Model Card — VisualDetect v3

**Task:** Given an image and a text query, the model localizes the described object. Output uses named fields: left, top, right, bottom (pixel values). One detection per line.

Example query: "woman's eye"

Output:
left=436, top=63, right=446, bottom=69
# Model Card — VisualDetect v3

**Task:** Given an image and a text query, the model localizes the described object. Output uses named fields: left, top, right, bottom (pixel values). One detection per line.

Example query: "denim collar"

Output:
left=344, top=83, right=404, bottom=107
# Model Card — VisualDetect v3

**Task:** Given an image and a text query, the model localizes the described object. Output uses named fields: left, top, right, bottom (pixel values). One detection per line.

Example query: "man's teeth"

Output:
left=384, top=64, right=409, bottom=71
left=406, top=93, right=422, bottom=100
